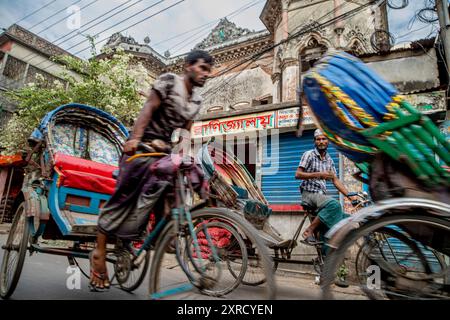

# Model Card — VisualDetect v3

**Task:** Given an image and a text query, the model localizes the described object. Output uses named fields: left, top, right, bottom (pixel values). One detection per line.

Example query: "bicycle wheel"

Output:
left=114, top=247, right=150, bottom=292
left=149, top=207, right=276, bottom=299
left=183, top=220, right=248, bottom=296
left=227, top=250, right=278, bottom=286
left=322, top=214, right=450, bottom=300
left=0, top=202, right=30, bottom=299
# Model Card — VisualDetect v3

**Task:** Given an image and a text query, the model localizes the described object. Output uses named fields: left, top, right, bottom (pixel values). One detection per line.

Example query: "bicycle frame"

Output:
left=123, top=158, right=223, bottom=299
left=268, top=193, right=371, bottom=266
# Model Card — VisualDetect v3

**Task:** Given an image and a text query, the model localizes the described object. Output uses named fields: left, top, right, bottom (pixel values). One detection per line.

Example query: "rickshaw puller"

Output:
left=89, top=50, right=214, bottom=291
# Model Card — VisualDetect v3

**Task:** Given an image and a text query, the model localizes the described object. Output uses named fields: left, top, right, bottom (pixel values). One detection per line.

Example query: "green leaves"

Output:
left=0, top=47, right=150, bottom=155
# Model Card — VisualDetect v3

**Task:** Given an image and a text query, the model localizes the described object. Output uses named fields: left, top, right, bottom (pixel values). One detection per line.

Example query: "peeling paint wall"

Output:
left=282, top=64, right=298, bottom=102
left=270, top=0, right=387, bottom=103
left=365, top=48, right=441, bottom=93
left=199, top=66, right=273, bottom=113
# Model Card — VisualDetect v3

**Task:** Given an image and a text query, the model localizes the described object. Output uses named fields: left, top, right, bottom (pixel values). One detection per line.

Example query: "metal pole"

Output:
left=436, top=0, right=450, bottom=72
left=0, top=167, right=14, bottom=224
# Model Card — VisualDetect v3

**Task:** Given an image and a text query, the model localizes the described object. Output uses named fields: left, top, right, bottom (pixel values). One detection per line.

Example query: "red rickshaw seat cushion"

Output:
left=54, top=153, right=118, bottom=195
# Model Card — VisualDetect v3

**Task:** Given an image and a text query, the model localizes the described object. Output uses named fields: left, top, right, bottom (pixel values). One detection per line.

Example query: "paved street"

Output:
left=0, top=234, right=365, bottom=300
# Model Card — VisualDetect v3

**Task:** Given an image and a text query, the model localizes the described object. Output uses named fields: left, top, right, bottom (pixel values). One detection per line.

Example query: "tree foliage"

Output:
left=0, top=46, right=150, bottom=154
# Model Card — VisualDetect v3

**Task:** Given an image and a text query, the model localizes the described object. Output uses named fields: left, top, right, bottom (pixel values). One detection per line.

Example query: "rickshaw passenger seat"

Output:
left=54, top=152, right=118, bottom=195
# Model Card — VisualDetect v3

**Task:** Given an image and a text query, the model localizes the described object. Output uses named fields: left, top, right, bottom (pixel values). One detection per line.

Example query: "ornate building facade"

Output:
left=101, top=18, right=274, bottom=115
left=260, top=0, right=389, bottom=103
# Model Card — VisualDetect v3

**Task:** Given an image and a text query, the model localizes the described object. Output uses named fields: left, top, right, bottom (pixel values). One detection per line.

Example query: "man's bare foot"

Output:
left=89, top=249, right=110, bottom=291
left=303, top=227, right=314, bottom=239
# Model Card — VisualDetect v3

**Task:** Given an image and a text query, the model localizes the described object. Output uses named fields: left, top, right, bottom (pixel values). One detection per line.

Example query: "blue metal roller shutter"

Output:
left=262, top=131, right=340, bottom=205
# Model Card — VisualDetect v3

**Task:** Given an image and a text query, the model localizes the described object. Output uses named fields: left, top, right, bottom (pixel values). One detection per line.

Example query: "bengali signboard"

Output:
left=192, top=111, right=276, bottom=138
left=192, top=106, right=314, bottom=138
left=277, top=106, right=314, bottom=128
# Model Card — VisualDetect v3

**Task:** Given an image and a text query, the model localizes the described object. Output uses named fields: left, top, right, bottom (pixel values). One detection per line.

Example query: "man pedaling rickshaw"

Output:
left=295, top=129, right=358, bottom=246
left=89, top=50, right=214, bottom=291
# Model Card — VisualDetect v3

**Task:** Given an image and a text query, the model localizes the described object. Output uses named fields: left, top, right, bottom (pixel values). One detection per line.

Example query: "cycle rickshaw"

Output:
left=300, top=51, right=450, bottom=299
left=0, top=103, right=276, bottom=300
left=197, top=140, right=371, bottom=286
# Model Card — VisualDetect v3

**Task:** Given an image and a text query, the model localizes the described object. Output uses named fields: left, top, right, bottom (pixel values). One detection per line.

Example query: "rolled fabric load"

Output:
left=302, top=50, right=450, bottom=187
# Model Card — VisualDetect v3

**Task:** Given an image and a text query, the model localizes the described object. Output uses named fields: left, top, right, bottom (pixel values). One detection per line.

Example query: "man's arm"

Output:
left=332, top=175, right=358, bottom=202
left=295, top=167, right=329, bottom=180
left=295, top=151, right=334, bottom=180
left=124, top=89, right=162, bottom=155
left=332, top=175, right=350, bottom=197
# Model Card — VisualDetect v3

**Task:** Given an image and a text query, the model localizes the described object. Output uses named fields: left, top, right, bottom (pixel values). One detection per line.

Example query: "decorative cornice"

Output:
left=260, top=0, right=282, bottom=34
left=271, top=72, right=281, bottom=82
left=1, top=24, right=79, bottom=61
left=194, top=18, right=256, bottom=50
left=281, top=58, right=299, bottom=69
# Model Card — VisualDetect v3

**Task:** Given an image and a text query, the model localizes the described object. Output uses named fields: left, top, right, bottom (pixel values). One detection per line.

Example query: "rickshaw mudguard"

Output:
left=325, top=198, right=450, bottom=249
left=21, top=185, right=50, bottom=234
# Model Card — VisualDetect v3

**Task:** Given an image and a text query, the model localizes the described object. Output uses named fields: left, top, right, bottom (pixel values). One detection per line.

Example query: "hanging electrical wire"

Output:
left=27, top=0, right=84, bottom=31
left=387, top=0, right=409, bottom=9
left=17, top=0, right=143, bottom=66
left=202, top=0, right=383, bottom=100
left=12, top=0, right=58, bottom=25
left=370, top=29, right=395, bottom=51
left=417, top=7, right=439, bottom=23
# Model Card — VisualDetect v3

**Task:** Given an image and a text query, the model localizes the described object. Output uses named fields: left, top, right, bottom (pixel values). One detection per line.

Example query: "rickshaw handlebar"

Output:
left=137, top=142, right=154, bottom=152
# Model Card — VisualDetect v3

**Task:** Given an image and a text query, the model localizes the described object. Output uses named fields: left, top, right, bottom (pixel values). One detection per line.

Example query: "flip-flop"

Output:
left=89, top=252, right=110, bottom=292
left=300, top=235, right=322, bottom=246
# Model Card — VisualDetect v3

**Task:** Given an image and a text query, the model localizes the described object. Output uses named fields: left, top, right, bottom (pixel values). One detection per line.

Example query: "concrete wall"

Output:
left=8, top=42, right=80, bottom=81
left=365, top=48, right=441, bottom=93
left=199, top=66, right=273, bottom=113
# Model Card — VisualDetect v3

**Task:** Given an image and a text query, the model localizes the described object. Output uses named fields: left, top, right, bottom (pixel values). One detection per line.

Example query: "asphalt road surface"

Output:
left=0, top=235, right=365, bottom=300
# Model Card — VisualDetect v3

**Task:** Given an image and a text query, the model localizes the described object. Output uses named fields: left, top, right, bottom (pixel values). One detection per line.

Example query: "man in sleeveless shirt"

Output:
left=89, top=50, right=214, bottom=290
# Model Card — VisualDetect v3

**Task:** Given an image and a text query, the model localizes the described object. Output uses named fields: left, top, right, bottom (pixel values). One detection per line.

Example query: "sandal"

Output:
left=300, top=235, right=321, bottom=246
left=89, top=251, right=110, bottom=292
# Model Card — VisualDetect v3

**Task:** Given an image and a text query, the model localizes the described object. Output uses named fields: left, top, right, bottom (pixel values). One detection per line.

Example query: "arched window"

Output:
left=299, top=38, right=327, bottom=72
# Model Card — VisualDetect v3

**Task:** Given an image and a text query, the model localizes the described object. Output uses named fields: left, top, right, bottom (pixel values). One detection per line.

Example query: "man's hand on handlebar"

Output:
left=347, top=192, right=367, bottom=207
left=123, top=139, right=140, bottom=156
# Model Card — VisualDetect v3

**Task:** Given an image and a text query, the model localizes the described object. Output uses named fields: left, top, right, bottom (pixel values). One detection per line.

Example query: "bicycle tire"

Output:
left=183, top=220, right=248, bottom=296
left=149, top=207, right=276, bottom=299
left=228, top=256, right=278, bottom=286
left=115, top=248, right=151, bottom=292
left=322, top=214, right=450, bottom=300
left=0, top=203, right=30, bottom=299
left=354, top=226, right=443, bottom=299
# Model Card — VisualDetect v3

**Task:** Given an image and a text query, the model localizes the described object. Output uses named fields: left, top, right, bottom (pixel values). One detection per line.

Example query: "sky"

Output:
left=0, top=0, right=442, bottom=59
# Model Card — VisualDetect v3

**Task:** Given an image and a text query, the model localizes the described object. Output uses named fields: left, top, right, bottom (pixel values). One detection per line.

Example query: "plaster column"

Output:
left=333, top=0, right=345, bottom=48
left=281, top=59, right=299, bottom=102
left=271, top=73, right=281, bottom=103
left=282, top=0, right=289, bottom=40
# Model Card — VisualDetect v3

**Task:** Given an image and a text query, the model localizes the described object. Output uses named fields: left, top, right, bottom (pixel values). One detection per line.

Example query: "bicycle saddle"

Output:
left=301, top=202, right=318, bottom=213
